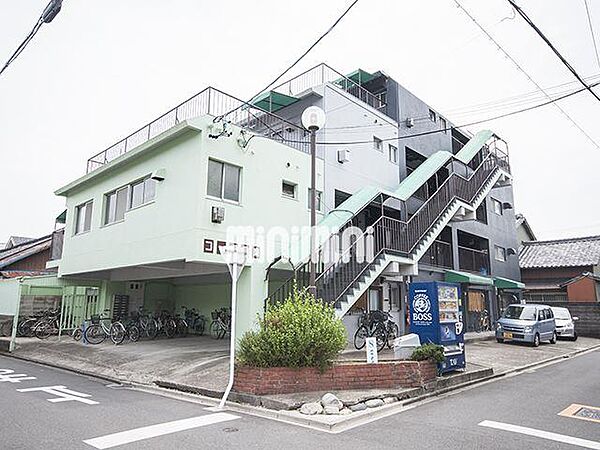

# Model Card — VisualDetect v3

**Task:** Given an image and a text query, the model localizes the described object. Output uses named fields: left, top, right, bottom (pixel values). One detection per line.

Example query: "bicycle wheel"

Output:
left=164, top=319, right=176, bottom=338
left=373, top=326, right=387, bottom=352
left=34, top=321, right=52, bottom=340
left=84, top=324, right=106, bottom=345
left=386, top=323, right=399, bottom=349
left=128, top=324, right=140, bottom=342
left=72, top=328, right=83, bottom=341
left=145, top=319, right=158, bottom=339
left=18, top=318, right=37, bottom=337
left=353, top=325, right=369, bottom=350
left=210, top=321, right=221, bottom=340
left=218, top=324, right=227, bottom=340
left=110, top=322, right=126, bottom=345
left=177, top=319, right=188, bottom=337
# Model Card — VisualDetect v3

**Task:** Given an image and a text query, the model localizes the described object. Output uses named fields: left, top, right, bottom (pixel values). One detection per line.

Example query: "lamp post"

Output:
left=301, top=106, right=326, bottom=296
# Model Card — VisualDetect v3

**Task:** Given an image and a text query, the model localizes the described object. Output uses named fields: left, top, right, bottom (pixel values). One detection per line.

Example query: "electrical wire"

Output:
left=454, top=0, right=600, bottom=150
left=508, top=0, right=600, bottom=104
left=0, top=0, right=60, bottom=77
left=214, top=0, right=359, bottom=122
left=274, top=78, right=600, bottom=146
left=583, top=0, right=600, bottom=71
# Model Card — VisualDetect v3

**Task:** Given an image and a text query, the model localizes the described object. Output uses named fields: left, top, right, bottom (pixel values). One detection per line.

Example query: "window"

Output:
left=130, top=177, right=156, bottom=209
left=373, top=136, right=383, bottom=152
left=440, top=117, right=447, bottom=133
left=75, top=201, right=93, bottom=235
left=104, top=187, right=128, bottom=225
left=282, top=181, right=297, bottom=199
left=307, top=188, right=323, bottom=212
left=494, top=245, right=506, bottom=262
left=491, top=198, right=503, bottom=215
left=207, top=159, right=241, bottom=202
left=429, top=109, right=437, bottom=122
left=475, top=199, right=488, bottom=224
left=388, top=144, right=398, bottom=164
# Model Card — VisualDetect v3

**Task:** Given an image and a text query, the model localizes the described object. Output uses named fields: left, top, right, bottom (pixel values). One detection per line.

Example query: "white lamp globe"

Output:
left=301, top=106, right=326, bottom=131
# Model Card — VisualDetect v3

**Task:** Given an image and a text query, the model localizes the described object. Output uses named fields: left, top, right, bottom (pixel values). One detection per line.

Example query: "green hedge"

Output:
left=237, top=286, right=346, bottom=371
left=410, top=343, right=445, bottom=363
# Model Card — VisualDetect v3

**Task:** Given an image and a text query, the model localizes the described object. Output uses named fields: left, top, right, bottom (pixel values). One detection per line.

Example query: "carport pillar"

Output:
left=219, top=245, right=248, bottom=409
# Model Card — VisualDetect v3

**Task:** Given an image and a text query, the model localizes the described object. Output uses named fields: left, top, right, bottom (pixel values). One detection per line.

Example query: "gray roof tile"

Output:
left=519, top=235, right=600, bottom=268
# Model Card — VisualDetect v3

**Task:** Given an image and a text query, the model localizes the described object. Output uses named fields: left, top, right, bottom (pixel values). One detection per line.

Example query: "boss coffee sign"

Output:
left=411, top=290, right=433, bottom=325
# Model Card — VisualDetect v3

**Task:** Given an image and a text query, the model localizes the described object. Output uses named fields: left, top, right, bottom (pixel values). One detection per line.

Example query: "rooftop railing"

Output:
left=270, top=63, right=386, bottom=112
left=86, top=87, right=310, bottom=173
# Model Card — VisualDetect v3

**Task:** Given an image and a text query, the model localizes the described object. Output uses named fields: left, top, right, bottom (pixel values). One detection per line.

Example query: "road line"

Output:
left=479, top=420, right=600, bottom=449
left=83, top=413, right=240, bottom=449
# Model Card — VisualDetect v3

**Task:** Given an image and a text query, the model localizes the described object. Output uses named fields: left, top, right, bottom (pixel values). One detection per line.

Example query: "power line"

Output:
left=0, top=0, right=63, bottom=77
left=275, top=78, right=600, bottom=146
left=215, top=0, right=359, bottom=122
left=454, top=0, right=600, bottom=150
left=508, top=0, right=600, bottom=104
left=583, top=0, right=600, bottom=70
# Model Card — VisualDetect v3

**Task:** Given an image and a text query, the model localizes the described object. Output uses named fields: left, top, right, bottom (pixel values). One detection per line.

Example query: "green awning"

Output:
left=494, top=276, right=525, bottom=289
left=445, top=270, right=494, bottom=286
left=250, top=91, right=299, bottom=113
left=55, top=210, right=67, bottom=224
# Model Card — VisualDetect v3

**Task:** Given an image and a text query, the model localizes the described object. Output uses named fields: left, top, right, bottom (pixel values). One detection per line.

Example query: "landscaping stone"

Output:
left=299, top=402, right=323, bottom=415
left=365, top=398, right=385, bottom=408
left=350, top=402, right=367, bottom=412
left=383, top=396, right=398, bottom=404
left=339, top=408, right=352, bottom=415
left=323, top=405, right=340, bottom=415
left=321, top=392, right=343, bottom=410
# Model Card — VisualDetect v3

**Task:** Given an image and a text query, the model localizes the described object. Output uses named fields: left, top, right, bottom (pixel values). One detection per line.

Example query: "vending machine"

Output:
left=408, top=281, right=466, bottom=373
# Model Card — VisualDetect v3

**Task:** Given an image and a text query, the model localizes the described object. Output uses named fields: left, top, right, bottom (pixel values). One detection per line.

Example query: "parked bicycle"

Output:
left=210, top=307, right=231, bottom=340
left=353, top=310, right=396, bottom=352
left=182, top=306, right=206, bottom=335
left=83, top=310, right=128, bottom=345
left=34, top=309, right=61, bottom=340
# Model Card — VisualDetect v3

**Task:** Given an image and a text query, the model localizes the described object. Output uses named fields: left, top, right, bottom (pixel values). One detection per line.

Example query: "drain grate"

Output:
left=559, top=404, right=600, bottom=424
left=574, top=407, right=600, bottom=421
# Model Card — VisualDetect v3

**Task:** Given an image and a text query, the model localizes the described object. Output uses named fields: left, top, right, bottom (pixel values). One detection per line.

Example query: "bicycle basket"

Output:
left=370, top=310, right=387, bottom=322
left=211, top=311, right=219, bottom=320
left=90, top=314, right=100, bottom=325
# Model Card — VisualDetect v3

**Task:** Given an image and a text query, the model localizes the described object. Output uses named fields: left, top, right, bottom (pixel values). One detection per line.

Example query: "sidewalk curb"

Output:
left=3, top=343, right=599, bottom=433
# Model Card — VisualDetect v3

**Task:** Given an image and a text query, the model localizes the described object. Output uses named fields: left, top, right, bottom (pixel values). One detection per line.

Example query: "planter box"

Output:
left=233, top=361, right=437, bottom=396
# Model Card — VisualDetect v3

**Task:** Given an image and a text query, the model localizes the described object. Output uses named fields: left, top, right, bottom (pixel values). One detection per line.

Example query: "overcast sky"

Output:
left=1, top=0, right=600, bottom=243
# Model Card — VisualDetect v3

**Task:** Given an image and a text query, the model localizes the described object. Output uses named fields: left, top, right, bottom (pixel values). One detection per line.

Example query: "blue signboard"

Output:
left=409, top=281, right=466, bottom=373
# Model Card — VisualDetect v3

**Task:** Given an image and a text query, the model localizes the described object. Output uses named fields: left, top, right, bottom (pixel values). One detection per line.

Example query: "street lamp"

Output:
left=301, top=106, right=326, bottom=296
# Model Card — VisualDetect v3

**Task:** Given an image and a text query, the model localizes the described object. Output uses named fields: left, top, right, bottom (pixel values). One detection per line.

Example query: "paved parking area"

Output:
left=9, top=335, right=230, bottom=393
left=466, top=336, right=600, bottom=374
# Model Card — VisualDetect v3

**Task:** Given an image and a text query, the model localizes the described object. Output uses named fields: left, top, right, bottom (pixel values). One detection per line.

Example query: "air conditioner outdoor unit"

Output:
left=406, top=118, right=414, bottom=128
left=502, top=202, right=513, bottom=210
left=337, top=149, right=351, bottom=163
left=211, top=206, right=225, bottom=223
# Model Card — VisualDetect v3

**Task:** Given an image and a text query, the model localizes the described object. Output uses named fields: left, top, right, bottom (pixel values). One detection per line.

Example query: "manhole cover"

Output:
left=559, top=404, right=600, bottom=424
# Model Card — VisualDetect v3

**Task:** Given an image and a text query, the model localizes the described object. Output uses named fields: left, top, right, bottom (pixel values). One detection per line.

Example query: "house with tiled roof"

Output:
left=519, top=235, right=600, bottom=303
left=0, top=234, right=56, bottom=279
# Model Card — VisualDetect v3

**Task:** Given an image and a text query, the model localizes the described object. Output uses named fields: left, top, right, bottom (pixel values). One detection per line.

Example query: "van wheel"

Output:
left=550, top=332, right=557, bottom=344
left=496, top=338, right=504, bottom=343
left=532, top=333, right=540, bottom=347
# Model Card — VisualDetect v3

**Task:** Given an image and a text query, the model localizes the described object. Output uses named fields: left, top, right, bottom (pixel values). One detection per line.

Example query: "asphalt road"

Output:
left=1, top=350, right=599, bottom=449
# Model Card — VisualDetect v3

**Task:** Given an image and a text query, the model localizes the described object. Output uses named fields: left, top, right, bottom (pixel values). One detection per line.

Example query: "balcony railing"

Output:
left=420, top=240, right=453, bottom=269
left=458, top=245, right=490, bottom=275
left=86, top=87, right=310, bottom=173
left=271, top=63, right=386, bottom=113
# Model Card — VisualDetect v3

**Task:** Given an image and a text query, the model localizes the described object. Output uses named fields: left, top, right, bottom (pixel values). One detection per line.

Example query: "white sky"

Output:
left=1, top=0, right=600, bottom=243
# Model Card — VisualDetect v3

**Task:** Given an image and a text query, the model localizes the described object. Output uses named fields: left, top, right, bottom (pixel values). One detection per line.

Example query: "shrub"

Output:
left=237, top=286, right=347, bottom=371
left=410, top=343, right=445, bottom=363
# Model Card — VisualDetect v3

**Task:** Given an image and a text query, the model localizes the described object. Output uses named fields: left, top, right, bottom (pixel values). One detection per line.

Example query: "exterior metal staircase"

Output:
left=266, top=135, right=511, bottom=317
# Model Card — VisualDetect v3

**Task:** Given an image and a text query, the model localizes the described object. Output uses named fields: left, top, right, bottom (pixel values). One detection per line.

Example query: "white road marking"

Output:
left=0, top=369, right=37, bottom=383
left=479, top=420, right=600, bottom=449
left=17, top=385, right=99, bottom=405
left=83, top=413, right=240, bottom=449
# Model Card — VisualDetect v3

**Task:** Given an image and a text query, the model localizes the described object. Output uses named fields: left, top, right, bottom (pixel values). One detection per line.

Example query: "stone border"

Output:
left=233, top=361, right=437, bottom=396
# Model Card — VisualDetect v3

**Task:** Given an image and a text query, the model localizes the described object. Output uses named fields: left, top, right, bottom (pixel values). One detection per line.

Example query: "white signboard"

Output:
left=365, top=337, right=378, bottom=364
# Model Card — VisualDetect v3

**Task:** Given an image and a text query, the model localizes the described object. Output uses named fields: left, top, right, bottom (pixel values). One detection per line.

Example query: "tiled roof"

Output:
left=0, top=235, right=52, bottom=269
left=4, top=236, right=34, bottom=249
left=519, top=235, right=600, bottom=269
left=0, top=270, right=53, bottom=279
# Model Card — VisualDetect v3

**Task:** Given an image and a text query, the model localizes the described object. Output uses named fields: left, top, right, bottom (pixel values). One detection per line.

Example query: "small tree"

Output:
left=237, top=286, right=347, bottom=371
